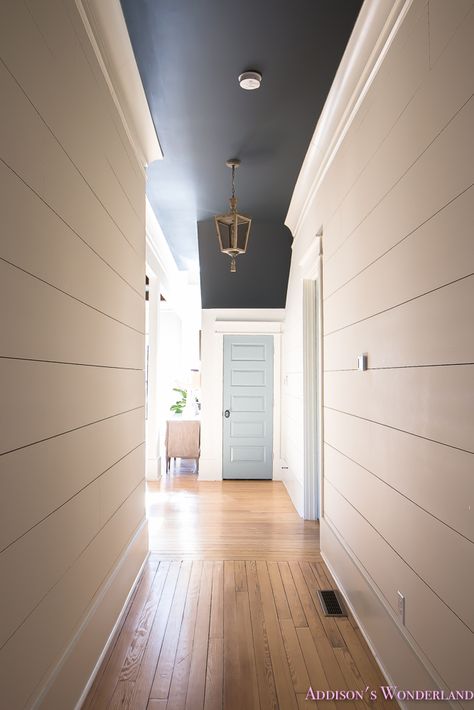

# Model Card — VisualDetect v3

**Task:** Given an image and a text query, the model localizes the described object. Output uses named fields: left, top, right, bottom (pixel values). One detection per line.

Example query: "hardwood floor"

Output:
left=85, top=471, right=392, bottom=709
left=147, top=469, right=320, bottom=560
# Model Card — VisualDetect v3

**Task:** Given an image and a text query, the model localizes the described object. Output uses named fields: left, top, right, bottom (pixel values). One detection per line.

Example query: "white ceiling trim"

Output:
left=75, top=0, right=163, bottom=170
left=285, top=0, right=413, bottom=239
left=146, top=197, right=180, bottom=293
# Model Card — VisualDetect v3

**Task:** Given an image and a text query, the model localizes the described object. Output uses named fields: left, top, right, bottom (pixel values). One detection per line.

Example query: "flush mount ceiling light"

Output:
left=214, top=159, right=252, bottom=273
left=238, top=70, right=262, bottom=90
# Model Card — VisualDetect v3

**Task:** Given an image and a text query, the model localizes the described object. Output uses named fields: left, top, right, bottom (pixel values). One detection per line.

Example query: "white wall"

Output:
left=145, top=200, right=202, bottom=478
left=283, top=0, right=474, bottom=702
left=0, top=1, right=154, bottom=706
left=200, top=309, right=284, bottom=481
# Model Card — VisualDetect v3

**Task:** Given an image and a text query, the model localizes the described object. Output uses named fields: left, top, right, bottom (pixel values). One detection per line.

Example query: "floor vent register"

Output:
left=317, top=589, right=347, bottom=617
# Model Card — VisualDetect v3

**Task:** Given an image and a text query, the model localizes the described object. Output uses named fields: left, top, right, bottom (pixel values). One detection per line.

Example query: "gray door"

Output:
left=223, top=334, right=273, bottom=479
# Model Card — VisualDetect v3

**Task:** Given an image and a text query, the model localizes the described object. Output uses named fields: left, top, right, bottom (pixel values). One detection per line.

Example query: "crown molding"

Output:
left=285, top=0, right=413, bottom=238
left=75, top=0, right=163, bottom=171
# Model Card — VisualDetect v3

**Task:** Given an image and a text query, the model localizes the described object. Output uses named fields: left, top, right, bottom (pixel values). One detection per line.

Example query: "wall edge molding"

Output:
left=285, top=0, right=414, bottom=238
left=75, top=0, right=162, bottom=170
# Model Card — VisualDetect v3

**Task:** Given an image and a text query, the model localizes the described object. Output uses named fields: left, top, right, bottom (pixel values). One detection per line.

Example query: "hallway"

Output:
left=84, top=475, right=390, bottom=709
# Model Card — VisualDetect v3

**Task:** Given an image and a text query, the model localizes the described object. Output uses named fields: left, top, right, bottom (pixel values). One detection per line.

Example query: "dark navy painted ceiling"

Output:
left=121, top=0, right=362, bottom=306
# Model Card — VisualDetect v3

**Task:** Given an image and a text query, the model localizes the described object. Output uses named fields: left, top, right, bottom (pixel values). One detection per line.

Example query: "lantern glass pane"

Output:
left=236, top=220, right=249, bottom=251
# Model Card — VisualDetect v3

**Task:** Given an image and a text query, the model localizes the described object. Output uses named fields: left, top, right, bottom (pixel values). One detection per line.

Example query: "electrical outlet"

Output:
left=397, top=591, right=405, bottom=624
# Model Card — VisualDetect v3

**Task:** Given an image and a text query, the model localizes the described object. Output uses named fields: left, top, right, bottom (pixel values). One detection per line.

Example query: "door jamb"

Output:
left=302, top=234, right=323, bottom=520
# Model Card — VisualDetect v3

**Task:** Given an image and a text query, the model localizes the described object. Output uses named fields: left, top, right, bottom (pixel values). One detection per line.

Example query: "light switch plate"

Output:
left=397, top=590, right=405, bottom=624
left=357, top=354, right=368, bottom=371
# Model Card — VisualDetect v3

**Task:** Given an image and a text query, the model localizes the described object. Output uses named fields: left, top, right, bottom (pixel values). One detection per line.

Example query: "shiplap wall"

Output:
left=283, top=0, right=474, bottom=698
left=0, top=1, right=147, bottom=707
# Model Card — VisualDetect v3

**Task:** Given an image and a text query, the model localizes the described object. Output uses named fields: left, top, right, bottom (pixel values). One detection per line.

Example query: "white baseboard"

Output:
left=197, top=458, right=222, bottom=480
left=321, top=517, right=458, bottom=710
left=31, top=520, right=149, bottom=710
left=282, top=473, right=304, bottom=517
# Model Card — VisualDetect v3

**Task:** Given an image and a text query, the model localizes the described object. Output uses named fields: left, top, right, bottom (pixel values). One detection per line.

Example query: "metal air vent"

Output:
left=317, top=589, right=347, bottom=617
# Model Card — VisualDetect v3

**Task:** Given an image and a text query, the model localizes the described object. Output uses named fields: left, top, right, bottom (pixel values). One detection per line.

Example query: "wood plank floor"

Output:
left=85, top=471, right=393, bottom=709
left=147, top=468, right=320, bottom=560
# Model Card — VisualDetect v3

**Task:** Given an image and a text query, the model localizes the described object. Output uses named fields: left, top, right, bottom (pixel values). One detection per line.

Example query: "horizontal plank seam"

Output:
left=0, top=56, right=142, bottom=257
left=324, top=182, right=473, bottom=301
left=325, top=441, right=474, bottom=544
left=0, top=405, right=144, bottom=458
left=0, top=441, right=145, bottom=555
left=104, top=156, right=142, bottom=223
left=324, top=478, right=474, bottom=633
left=0, top=157, right=143, bottom=300
left=324, top=272, right=474, bottom=337
left=0, top=479, right=146, bottom=652
left=0, top=355, right=143, bottom=371
left=325, top=92, right=474, bottom=265
left=0, top=254, right=144, bottom=335
left=325, top=361, right=474, bottom=373
left=324, top=406, right=474, bottom=455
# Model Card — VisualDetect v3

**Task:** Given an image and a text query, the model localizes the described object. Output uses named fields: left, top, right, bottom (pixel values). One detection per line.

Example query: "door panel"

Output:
left=223, top=334, right=273, bottom=479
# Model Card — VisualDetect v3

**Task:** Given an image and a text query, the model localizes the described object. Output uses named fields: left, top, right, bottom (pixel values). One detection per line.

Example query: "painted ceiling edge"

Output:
left=146, top=198, right=180, bottom=292
left=285, top=0, right=414, bottom=240
left=75, top=0, right=163, bottom=169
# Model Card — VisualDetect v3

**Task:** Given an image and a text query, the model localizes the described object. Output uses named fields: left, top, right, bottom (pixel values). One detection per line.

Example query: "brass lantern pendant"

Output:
left=214, top=159, right=251, bottom=272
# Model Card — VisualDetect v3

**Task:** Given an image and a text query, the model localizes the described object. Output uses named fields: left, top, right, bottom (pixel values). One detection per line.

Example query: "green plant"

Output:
left=170, top=387, right=187, bottom=415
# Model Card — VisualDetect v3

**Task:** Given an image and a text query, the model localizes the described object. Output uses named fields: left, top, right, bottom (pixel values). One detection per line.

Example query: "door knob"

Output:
left=224, top=409, right=230, bottom=418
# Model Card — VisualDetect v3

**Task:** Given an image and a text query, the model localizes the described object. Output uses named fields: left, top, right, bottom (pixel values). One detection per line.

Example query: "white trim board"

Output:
left=75, top=0, right=162, bottom=170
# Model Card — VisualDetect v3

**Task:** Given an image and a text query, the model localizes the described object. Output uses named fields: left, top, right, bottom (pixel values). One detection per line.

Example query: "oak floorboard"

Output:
left=223, top=561, right=242, bottom=710
left=296, top=627, right=336, bottom=707
left=278, top=562, right=307, bottom=628
left=150, top=561, right=192, bottom=699
left=119, top=561, right=172, bottom=683
left=209, top=561, right=224, bottom=639
left=246, top=560, right=279, bottom=710
left=279, top=617, right=310, bottom=693
left=167, top=561, right=203, bottom=710
left=334, top=646, right=372, bottom=710
left=204, top=636, right=224, bottom=710
left=236, top=589, right=260, bottom=708
left=186, top=560, right=213, bottom=710
left=267, top=561, right=291, bottom=620
left=127, top=561, right=181, bottom=708
left=256, top=561, right=299, bottom=710
left=83, top=557, right=160, bottom=709
left=108, top=680, right=135, bottom=709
